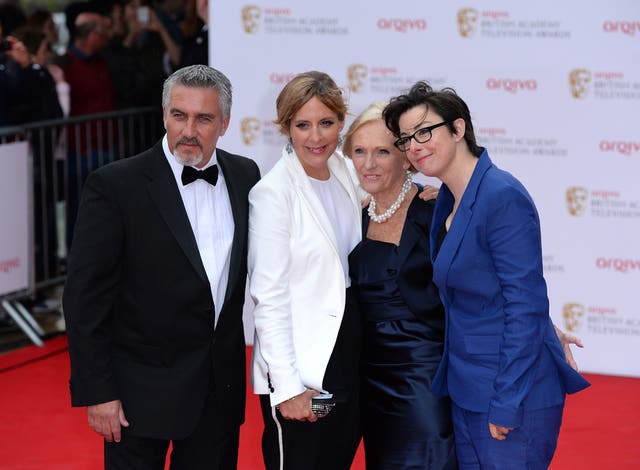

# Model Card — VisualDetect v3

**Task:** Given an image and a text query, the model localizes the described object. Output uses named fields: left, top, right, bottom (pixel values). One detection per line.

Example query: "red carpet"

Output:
left=1, top=336, right=638, bottom=469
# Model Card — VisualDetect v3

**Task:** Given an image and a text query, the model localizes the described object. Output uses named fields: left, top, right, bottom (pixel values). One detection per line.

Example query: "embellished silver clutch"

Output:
left=311, top=394, right=335, bottom=418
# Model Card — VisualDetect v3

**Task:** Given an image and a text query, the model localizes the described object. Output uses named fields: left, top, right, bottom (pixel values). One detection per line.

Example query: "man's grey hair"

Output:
left=162, top=65, right=233, bottom=121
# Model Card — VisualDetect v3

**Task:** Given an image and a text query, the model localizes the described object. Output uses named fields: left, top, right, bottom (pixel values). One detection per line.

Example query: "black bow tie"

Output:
left=181, top=164, right=218, bottom=186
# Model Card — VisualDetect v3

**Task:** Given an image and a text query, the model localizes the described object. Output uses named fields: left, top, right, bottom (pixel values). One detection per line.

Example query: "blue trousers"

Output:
left=452, top=402, right=563, bottom=469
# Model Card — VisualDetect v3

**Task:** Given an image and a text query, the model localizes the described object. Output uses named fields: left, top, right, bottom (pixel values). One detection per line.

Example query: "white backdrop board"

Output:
left=0, top=142, right=31, bottom=297
left=210, top=1, right=640, bottom=377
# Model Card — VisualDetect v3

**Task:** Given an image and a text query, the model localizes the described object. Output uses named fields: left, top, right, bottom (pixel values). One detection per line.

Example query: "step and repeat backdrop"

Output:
left=210, top=1, right=640, bottom=377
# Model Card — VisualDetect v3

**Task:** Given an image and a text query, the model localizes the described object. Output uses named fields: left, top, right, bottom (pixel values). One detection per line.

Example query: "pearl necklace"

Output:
left=368, top=173, right=413, bottom=224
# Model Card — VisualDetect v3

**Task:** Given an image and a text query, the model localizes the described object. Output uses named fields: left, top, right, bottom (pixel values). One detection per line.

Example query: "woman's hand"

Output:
left=554, top=324, right=584, bottom=371
left=277, top=389, right=320, bottom=422
left=418, top=184, right=439, bottom=201
left=489, top=422, right=513, bottom=441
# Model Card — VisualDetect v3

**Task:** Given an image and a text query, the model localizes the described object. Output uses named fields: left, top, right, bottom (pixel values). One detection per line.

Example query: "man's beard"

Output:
left=173, top=137, right=204, bottom=166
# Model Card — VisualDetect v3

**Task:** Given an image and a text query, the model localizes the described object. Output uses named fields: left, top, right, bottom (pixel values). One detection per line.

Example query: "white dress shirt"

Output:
left=308, top=174, right=360, bottom=288
left=162, top=135, right=234, bottom=326
left=249, top=147, right=363, bottom=403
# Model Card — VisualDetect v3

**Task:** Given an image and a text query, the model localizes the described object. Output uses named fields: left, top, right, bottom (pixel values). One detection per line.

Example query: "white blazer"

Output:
left=248, top=147, right=362, bottom=406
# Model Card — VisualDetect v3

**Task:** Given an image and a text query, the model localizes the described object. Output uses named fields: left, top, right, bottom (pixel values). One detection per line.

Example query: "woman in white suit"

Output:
left=248, top=71, right=363, bottom=470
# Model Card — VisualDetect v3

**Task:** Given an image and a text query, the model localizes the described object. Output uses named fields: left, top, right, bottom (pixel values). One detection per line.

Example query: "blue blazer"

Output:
left=430, top=150, right=589, bottom=428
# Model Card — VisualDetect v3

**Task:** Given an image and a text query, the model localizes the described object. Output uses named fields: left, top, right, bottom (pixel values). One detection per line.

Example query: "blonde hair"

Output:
left=343, top=101, right=416, bottom=172
left=342, top=101, right=387, bottom=158
left=274, top=71, right=347, bottom=135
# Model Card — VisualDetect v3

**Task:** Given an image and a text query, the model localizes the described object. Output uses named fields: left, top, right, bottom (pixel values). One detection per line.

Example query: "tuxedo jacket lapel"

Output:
left=217, top=149, right=247, bottom=304
left=144, top=145, right=208, bottom=284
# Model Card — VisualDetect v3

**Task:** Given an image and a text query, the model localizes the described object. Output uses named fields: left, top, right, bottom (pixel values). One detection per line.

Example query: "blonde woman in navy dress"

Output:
left=344, top=102, right=457, bottom=469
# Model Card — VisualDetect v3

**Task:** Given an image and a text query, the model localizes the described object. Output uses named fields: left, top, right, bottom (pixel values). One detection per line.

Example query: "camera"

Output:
left=0, top=38, right=12, bottom=52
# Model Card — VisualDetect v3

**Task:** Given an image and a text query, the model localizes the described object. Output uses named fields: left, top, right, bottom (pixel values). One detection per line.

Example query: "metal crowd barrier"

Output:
left=0, top=107, right=164, bottom=345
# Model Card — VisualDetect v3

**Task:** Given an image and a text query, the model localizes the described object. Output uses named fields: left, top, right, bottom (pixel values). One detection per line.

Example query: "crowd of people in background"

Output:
left=1, top=0, right=210, bottom=285
left=0, top=0, right=209, bottom=127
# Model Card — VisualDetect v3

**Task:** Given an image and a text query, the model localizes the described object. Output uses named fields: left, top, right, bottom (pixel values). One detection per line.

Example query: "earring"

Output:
left=338, top=135, right=344, bottom=148
left=286, top=140, right=293, bottom=154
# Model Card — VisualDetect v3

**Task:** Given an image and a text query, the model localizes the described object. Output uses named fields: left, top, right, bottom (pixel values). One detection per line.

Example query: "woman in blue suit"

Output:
left=382, top=82, right=590, bottom=469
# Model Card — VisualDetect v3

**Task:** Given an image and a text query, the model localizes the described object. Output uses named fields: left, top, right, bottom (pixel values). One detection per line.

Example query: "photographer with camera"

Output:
left=0, top=18, right=39, bottom=126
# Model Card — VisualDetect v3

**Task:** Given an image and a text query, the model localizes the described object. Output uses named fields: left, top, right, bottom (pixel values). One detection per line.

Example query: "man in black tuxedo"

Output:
left=63, top=65, right=260, bottom=469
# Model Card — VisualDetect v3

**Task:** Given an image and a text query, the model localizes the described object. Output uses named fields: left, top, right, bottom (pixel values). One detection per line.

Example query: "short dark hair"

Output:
left=383, top=81, right=482, bottom=157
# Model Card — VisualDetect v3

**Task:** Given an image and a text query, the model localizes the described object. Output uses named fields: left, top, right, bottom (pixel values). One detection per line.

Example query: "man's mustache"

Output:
left=176, top=137, right=202, bottom=148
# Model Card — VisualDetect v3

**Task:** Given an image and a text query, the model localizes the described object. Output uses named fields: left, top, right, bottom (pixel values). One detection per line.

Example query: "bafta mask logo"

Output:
left=241, top=5, right=261, bottom=34
left=457, top=8, right=478, bottom=38
left=566, top=186, right=589, bottom=216
left=569, top=69, right=591, bottom=99
left=563, top=303, right=585, bottom=333
left=347, top=64, right=368, bottom=93
left=240, top=117, right=261, bottom=145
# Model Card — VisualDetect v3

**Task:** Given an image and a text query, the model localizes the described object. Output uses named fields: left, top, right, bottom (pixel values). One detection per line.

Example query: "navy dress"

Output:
left=349, top=193, right=457, bottom=470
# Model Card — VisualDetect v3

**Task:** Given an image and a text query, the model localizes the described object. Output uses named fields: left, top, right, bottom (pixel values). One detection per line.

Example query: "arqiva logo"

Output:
left=377, top=18, right=427, bottom=33
left=486, top=78, right=538, bottom=93
left=603, top=20, right=640, bottom=36
left=599, top=140, right=640, bottom=156
left=596, top=257, right=640, bottom=273
left=0, top=257, right=20, bottom=273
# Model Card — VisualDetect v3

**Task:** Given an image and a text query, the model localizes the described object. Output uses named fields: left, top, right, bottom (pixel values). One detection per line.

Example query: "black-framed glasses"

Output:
left=394, top=121, right=450, bottom=151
